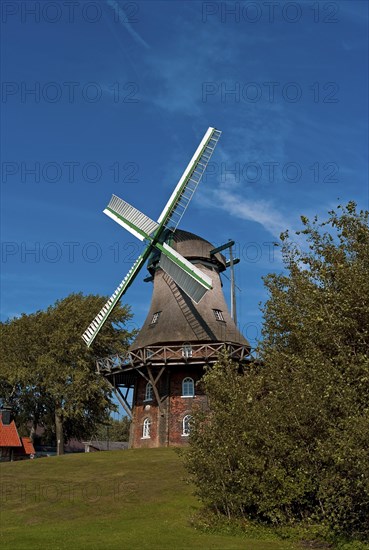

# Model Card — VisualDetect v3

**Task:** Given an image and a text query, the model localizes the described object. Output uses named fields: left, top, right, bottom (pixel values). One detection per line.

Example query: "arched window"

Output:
left=142, top=418, right=151, bottom=439
left=182, top=414, right=192, bottom=436
left=144, top=382, right=153, bottom=401
left=182, top=377, right=194, bottom=397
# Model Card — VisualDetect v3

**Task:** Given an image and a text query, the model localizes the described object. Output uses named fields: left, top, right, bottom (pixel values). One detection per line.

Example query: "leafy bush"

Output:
left=184, top=204, right=369, bottom=540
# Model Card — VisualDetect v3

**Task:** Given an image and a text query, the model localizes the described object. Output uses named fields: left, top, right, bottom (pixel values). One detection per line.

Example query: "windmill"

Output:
left=83, top=127, right=250, bottom=448
left=82, top=127, right=222, bottom=348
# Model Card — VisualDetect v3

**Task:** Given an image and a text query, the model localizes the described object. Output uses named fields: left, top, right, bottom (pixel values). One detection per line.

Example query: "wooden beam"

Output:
left=225, top=258, right=240, bottom=266
left=106, top=379, right=132, bottom=419
left=135, top=366, right=167, bottom=412
left=146, top=366, right=165, bottom=414
left=154, top=366, right=165, bottom=385
left=136, top=368, right=150, bottom=383
left=210, top=240, right=235, bottom=255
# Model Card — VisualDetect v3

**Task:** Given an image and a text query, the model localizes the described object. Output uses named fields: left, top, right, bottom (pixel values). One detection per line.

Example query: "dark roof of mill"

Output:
left=147, top=229, right=227, bottom=274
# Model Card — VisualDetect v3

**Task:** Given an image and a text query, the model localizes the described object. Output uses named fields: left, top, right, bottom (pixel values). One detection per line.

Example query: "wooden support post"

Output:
left=106, top=379, right=132, bottom=419
left=146, top=366, right=166, bottom=414
left=116, top=387, right=133, bottom=418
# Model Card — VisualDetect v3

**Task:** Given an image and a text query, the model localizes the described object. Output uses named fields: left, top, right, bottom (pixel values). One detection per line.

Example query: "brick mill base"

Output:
left=129, top=366, right=207, bottom=448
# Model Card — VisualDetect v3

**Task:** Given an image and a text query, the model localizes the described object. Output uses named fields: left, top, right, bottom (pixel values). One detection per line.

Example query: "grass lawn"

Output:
left=1, top=448, right=313, bottom=549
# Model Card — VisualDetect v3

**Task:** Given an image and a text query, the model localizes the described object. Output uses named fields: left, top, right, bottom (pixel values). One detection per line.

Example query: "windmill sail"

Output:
left=157, top=242, right=212, bottom=303
left=82, top=248, right=150, bottom=347
left=103, top=198, right=214, bottom=303
left=82, top=127, right=222, bottom=347
left=104, top=195, right=158, bottom=241
left=157, top=127, right=222, bottom=231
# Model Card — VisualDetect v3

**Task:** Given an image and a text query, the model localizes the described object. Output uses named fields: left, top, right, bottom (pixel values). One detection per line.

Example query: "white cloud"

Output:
left=106, top=0, right=150, bottom=50
left=199, top=187, right=290, bottom=238
left=192, top=107, right=297, bottom=238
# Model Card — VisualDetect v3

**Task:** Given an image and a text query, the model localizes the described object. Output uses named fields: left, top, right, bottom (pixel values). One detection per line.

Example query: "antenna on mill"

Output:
left=210, top=239, right=240, bottom=324
left=228, top=240, right=237, bottom=326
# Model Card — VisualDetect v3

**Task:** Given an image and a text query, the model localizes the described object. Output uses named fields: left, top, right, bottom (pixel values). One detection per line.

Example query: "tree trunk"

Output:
left=55, top=410, right=64, bottom=455
left=30, top=418, right=37, bottom=444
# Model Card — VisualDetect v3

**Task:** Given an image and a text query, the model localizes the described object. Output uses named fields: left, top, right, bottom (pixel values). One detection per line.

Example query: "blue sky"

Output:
left=1, top=0, right=368, bottom=352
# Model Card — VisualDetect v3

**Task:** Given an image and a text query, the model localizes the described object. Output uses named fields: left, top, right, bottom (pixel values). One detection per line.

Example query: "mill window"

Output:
left=144, top=382, right=153, bottom=402
left=150, top=311, right=161, bottom=325
left=142, top=418, right=151, bottom=439
left=213, top=309, right=224, bottom=322
left=182, top=377, right=195, bottom=397
left=182, top=414, right=192, bottom=437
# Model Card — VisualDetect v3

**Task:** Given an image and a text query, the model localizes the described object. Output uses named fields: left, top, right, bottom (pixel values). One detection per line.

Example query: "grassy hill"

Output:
left=1, top=449, right=311, bottom=549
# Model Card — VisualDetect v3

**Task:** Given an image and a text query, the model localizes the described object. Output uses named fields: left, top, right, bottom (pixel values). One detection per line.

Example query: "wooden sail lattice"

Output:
left=82, top=127, right=222, bottom=347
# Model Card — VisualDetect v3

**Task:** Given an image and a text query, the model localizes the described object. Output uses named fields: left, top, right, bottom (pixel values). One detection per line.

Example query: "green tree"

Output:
left=184, top=203, right=369, bottom=539
left=92, top=417, right=131, bottom=442
left=0, top=311, right=52, bottom=440
left=0, top=293, right=136, bottom=455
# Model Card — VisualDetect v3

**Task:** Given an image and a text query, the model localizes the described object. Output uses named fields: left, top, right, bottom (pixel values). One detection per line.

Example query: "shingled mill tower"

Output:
left=127, top=230, right=249, bottom=446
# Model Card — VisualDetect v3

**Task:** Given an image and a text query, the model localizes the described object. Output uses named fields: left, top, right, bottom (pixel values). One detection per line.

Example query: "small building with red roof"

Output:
left=0, top=409, right=35, bottom=462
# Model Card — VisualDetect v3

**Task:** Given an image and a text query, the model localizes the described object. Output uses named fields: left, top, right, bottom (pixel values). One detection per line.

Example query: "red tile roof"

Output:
left=0, top=415, right=22, bottom=448
left=21, top=437, right=35, bottom=455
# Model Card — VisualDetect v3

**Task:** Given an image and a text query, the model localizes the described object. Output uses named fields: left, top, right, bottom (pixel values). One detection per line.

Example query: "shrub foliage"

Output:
left=184, top=203, right=369, bottom=539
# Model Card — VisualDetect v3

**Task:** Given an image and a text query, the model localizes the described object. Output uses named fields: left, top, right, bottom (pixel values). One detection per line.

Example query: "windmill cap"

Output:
left=147, top=229, right=227, bottom=274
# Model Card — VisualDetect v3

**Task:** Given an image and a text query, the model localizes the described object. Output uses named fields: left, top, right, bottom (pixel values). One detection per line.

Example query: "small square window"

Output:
left=213, top=309, right=224, bottom=322
left=151, top=311, right=161, bottom=325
